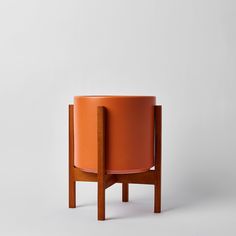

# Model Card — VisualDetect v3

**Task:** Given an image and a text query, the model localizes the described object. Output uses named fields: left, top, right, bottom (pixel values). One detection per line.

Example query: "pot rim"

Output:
left=74, top=95, right=156, bottom=99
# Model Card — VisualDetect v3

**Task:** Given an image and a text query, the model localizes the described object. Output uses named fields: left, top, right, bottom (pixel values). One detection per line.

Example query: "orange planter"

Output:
left=74, top=96, right=156, bottom=174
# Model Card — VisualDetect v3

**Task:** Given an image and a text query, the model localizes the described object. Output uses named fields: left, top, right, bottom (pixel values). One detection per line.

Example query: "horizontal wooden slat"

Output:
left=73, top=167, right=97, bottom=182
left=116, top=170, right=156, bottom=185
left=73, top=168, right=156, bottom=185
left=105, top=175, right=117, bottom=189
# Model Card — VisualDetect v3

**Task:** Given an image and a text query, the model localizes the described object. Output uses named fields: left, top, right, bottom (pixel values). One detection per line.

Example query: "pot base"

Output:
left=78, top=166, right=154, bottom=174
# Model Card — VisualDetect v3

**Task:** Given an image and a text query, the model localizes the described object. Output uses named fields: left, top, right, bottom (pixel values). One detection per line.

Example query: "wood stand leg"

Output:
left=69, top=105, right=76, bottom=208
left=154, top=105, right=162, bottom=213
left=122, top=183, right=129, bottom=202
left=69, top=179, right=76, bottom=208
left=97, top=107, right=106, bottom=220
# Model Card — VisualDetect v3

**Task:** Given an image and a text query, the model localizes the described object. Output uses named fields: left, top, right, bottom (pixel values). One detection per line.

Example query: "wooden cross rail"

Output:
left=68, top=104, right=162, bottom=220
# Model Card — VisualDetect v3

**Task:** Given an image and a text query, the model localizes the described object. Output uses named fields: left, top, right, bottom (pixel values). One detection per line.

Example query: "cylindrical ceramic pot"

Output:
left=74, top=96, right=156, bottom=174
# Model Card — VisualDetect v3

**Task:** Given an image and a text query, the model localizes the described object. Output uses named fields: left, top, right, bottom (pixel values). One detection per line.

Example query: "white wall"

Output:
left=0, top=0, right=235, bottom=235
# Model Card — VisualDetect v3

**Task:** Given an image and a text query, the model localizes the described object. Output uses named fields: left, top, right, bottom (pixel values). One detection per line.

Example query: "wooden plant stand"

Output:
left=68, top=105, right=162, bottom=220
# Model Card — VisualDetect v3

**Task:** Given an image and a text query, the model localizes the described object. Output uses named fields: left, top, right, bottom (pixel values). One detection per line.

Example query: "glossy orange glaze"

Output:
left=74, top=96, right=156, bottom=174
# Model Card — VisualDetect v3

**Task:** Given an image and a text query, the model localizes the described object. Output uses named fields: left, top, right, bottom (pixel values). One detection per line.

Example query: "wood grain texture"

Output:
left=97, top=106, right=106, bottom=220
left=122, top=183, right=129, bottom=202
left=116, top=170, right=156, bottom=184
left=69, top=105, right=76, bottom=208
left=154, top=105, right=162, bottom=213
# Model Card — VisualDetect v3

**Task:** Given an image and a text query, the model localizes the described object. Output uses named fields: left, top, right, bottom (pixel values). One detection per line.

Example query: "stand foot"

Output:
left=69, top=180, right=76, bottom=208
left=98, top=183, right=105, bottom=220
left=154, top=183, right=161, bottom=213
left=122, top=183, right=129, bottom=202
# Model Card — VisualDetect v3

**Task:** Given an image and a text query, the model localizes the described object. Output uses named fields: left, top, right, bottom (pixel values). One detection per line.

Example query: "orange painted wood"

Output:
left=122, top=183, right=129, bottom=202
left=154, top=105, right=162, bottom=213
left=69, top=105, right=76, bottom=208
left=97, top=106, right=106, bottom=220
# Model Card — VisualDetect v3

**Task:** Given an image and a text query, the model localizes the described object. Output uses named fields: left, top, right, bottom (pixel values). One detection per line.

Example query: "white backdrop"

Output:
left=0, top=1, right=235, bottom=235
